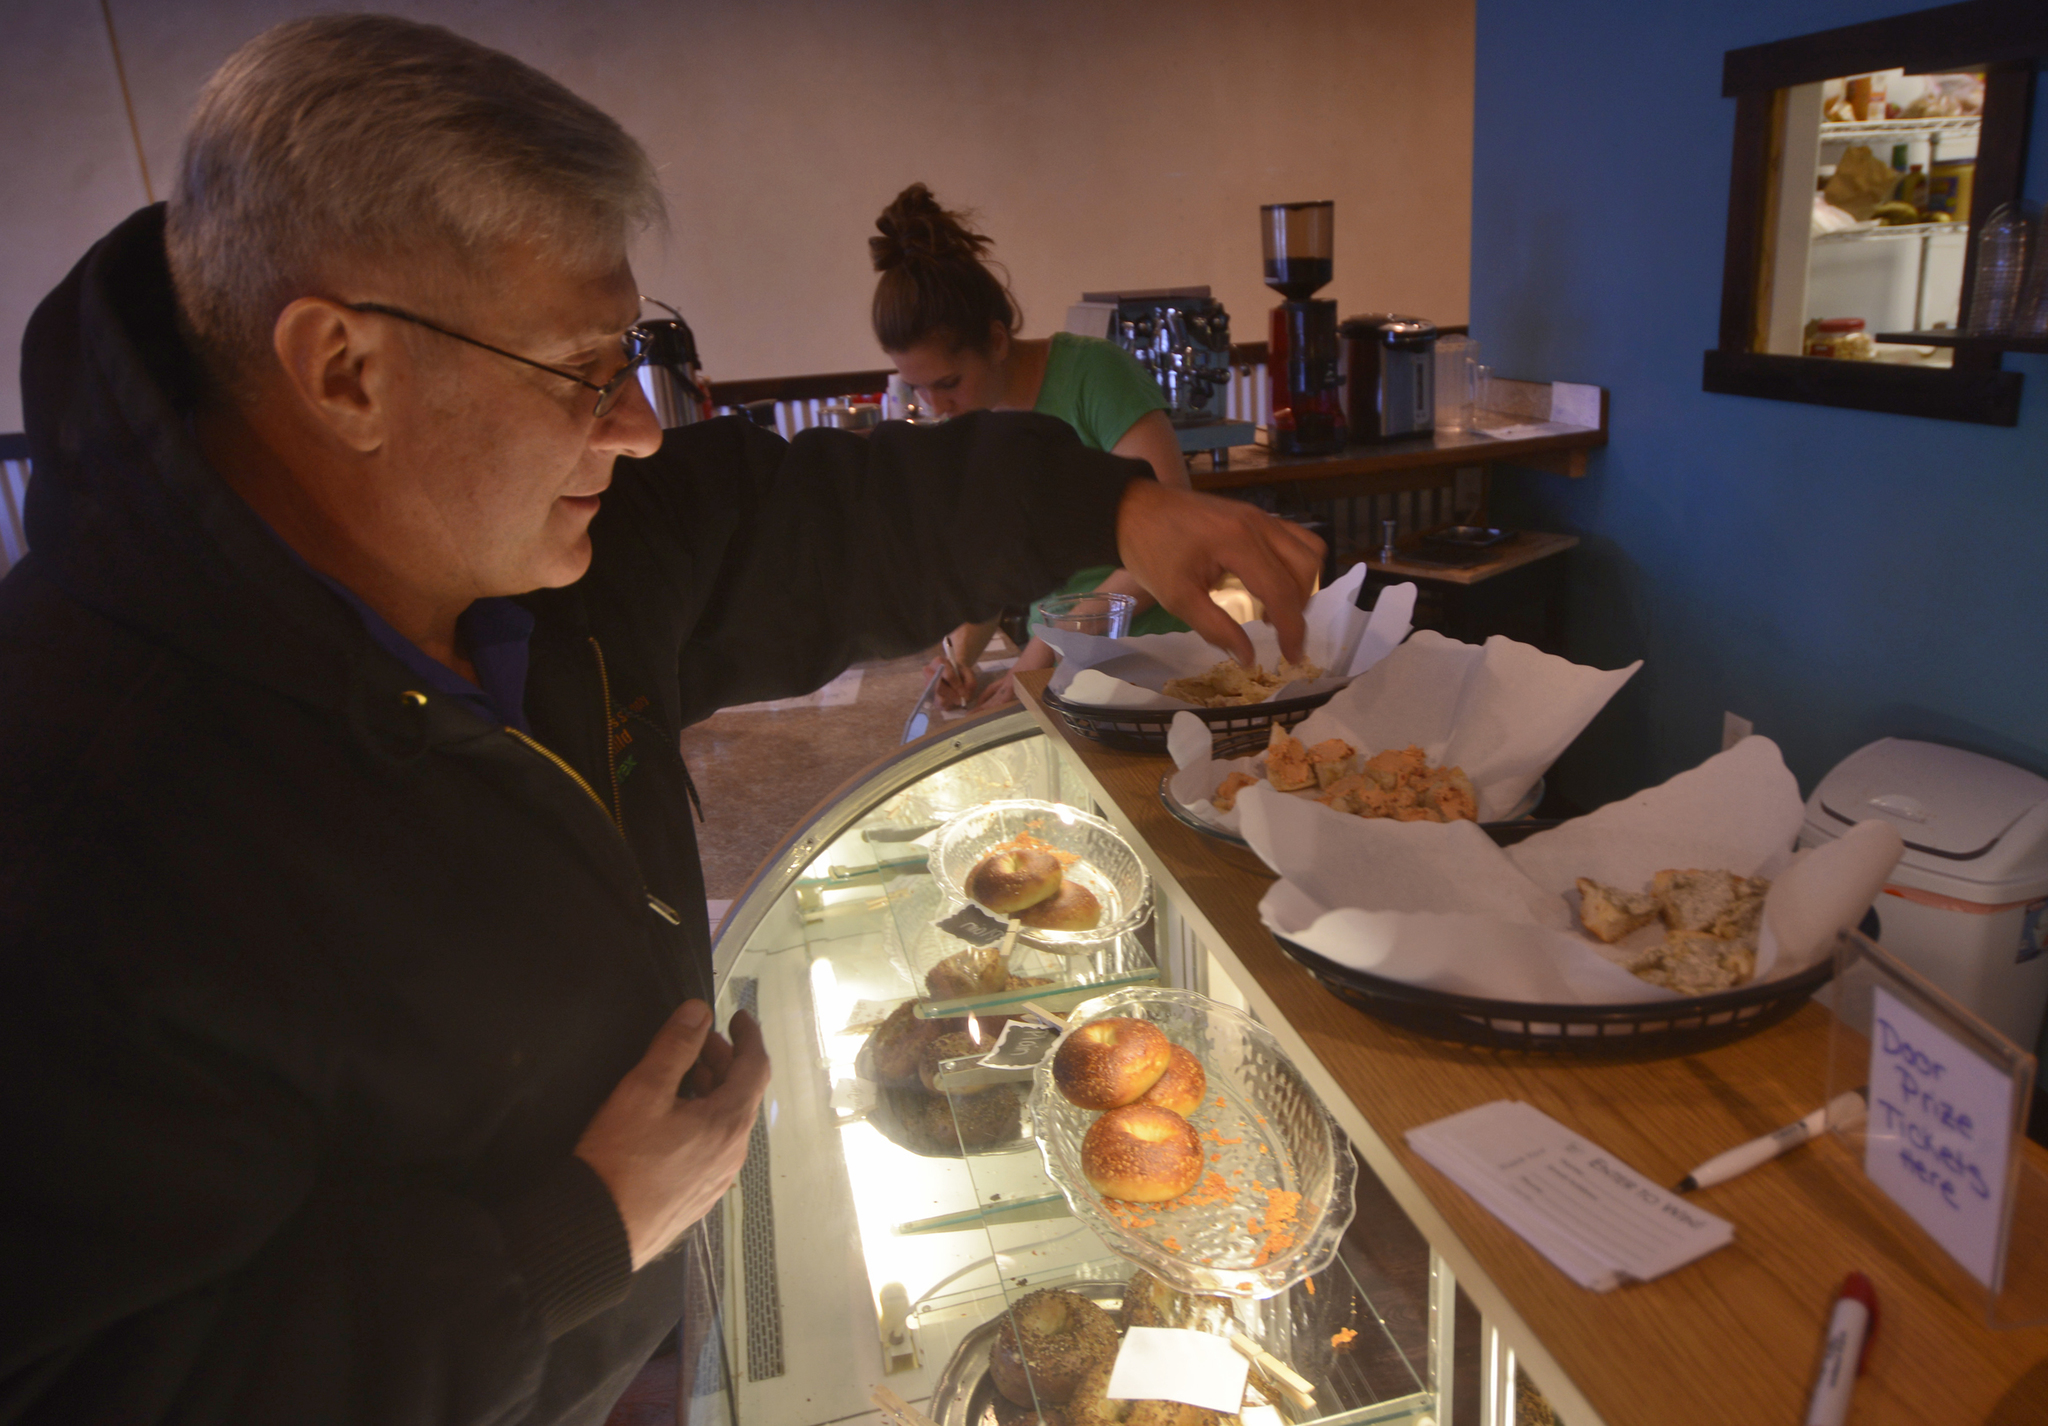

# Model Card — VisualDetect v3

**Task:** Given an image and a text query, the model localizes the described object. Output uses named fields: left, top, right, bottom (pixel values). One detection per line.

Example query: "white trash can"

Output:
left=1800, top=738, right=2048, bottom=1053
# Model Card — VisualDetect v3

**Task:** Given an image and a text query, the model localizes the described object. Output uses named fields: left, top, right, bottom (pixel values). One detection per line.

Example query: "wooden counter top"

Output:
left=1013, top=669, right=2048, bottom=1426
left=1189, top=378, right=1609, bottom=496
left=1358, top=529, right=1580, bottom=586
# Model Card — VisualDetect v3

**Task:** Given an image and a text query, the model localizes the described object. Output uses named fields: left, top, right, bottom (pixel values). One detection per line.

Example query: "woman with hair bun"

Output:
left=871, top=183, right=1192, bottom=710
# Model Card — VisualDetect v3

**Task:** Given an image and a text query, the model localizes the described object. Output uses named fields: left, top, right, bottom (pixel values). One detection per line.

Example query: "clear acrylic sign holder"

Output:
left=1825, top=928, right=2048, bottom=1328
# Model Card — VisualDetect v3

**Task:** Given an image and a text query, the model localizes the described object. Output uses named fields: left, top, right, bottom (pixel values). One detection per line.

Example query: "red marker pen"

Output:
left=1805, top=1272, right=1878, bottom=1426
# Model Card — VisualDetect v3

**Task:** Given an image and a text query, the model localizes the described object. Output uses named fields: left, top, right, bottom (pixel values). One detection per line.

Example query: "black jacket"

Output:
left=0, top=206, right=1138, bottom=1425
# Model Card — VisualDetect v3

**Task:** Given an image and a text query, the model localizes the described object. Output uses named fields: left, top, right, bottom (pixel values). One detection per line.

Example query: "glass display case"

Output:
left=692, top=710, right=1436, bottom=1426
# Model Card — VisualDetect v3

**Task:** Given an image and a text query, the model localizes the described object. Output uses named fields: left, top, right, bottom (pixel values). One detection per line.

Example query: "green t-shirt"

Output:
left=1033, top=331, right=1167, bottom=451
left=1031, top=332, right=1187, bottom=636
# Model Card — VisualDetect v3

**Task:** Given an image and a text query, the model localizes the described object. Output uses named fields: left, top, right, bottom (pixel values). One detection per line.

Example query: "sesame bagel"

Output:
left=1135, top=1045, right=1206, bottom=1117
left=866, top=1001, right=957, bottom=1086
left=988, top=1288, right=1119, bottom=1407
left=1081, top=1104, right=1203, bottom=1203
left=1065, top=1361, right=1204, bottom=1426
left=1052, top=1017, right=1171, bottom=1110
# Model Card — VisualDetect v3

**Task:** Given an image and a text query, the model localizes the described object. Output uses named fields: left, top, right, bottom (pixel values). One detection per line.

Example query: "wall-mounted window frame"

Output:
left=1702, top=0, right=2045, bottom=426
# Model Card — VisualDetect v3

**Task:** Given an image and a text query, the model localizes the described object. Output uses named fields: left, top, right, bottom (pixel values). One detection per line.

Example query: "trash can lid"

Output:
left=1813, top=738, right=2048, bottom=871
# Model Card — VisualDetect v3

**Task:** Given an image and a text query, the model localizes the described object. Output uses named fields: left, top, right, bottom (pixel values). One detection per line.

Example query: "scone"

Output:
left=1652, top=869, right=1742, bottom=933
left=1629, top=930, right=1756, bottom=994
left=1308, top=739, right=1358, bottom=788
left=1264, top=726, right=1315, bottom=792
left=1576, top=878, right=1662, bottom=943
left=1212, top=771, right=1259, bottom=812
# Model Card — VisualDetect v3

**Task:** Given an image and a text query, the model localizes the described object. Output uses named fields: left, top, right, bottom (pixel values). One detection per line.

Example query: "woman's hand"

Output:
left=970, top=636, right=1055, bottom=710
left=925, top=619, right=998, bottom=707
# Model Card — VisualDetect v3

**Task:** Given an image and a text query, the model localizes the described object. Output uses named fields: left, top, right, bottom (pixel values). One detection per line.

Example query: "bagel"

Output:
left=918, top=1030, right=989, bottom=1093
left=988, top=1289, right=1119, bottom=1407
left=1135, top=1045, right=1206, bottom=1117
left=925, top=1083, right=1020, bottom=1150
left=927, top=947, right=1007, bottom=1001
left=1053, top=1018, right=1171, bottom=1110
left=968, top=847, right=1063, bottom=914
left=1120, top=1269, right=1238, bottom=1336
left=1066, top=1362, right=1204, bottom=1426
left=1016, top=880, right=1102, bottom=932
left=1081, top=1104, right=1204, bottom=1202
left=866, top=1001, right=956, bottom=1085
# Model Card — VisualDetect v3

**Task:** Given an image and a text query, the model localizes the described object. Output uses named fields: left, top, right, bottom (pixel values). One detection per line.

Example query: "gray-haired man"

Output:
left=0, top=14, right=1320, bottom=1424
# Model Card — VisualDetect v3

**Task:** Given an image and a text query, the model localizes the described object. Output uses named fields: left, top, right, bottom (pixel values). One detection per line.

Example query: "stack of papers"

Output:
left=1406, top=1101, right=1734, bottom=1291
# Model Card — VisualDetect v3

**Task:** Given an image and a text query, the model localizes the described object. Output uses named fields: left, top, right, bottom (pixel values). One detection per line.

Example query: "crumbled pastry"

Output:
left=1211, top=771, right=1259, bottom=812
left=1162, top=657, right=1324, bottom=707
left=1651, top=868, right=1742, bottom=933
left=1629, top=930, right=1758, bottom=996
left=1308, top=739, right=1357, bottom=788
left=1579, top=869, right=1772, bottom=993
left=1215, top=737, right=1477, bottom=824
left=1574, top=878, right=1661, bottom=943
left=1263, top=726, right=1317, bottom=792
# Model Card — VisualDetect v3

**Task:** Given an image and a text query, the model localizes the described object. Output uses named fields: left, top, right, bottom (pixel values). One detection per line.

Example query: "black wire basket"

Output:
left=1041, top=685, right=1339, bottom=754
left=1274, top=936, right=1831, bottom=1058
left=1271, top=819, right=1832, bottom=1058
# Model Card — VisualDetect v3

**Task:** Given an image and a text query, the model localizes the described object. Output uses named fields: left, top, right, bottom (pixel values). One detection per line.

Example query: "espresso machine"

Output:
left=1261, top=201, right=1346, bottom=455
left=1064, top=287, right=1254, bottom=462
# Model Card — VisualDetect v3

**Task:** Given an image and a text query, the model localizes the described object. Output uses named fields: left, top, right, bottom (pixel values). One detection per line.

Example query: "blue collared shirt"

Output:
left=308, top=569, right=535, bottom=734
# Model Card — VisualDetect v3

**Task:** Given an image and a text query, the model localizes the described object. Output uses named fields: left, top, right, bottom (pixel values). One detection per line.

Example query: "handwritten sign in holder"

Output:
left=1824, top=929, right=2048, bottom=1328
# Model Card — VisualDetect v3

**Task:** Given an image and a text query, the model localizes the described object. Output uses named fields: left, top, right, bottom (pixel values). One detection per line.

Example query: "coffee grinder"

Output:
left=1261, top=201, right=1346, bottom=455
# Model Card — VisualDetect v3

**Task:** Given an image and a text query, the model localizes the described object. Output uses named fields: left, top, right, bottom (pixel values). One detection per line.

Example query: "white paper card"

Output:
left=1550, top=382, right=1602, bottom=429
left=1407, top=1100, right=1734, bottom=1291
left=1105, top=1327, right=1250, bottom=1412
left=1864, top=986, right=2015, bottom=1289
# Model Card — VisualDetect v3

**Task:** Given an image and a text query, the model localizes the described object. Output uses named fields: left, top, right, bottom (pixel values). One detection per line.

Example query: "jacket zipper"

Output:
left=504, top=725, right=620, bottom=835
left=500, top=640, right=683, bottom=928
left=498, top=635, right=625, bottom=835
left=587, top=636, right=626, bottom=831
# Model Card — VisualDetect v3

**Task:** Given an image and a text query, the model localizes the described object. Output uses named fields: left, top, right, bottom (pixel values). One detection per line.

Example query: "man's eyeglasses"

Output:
left=343, top=300, right=656, bottom=418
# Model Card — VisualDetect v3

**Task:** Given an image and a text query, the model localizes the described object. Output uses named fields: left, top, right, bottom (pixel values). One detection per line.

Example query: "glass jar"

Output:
left=1806, top=317, right=1875, bottom=360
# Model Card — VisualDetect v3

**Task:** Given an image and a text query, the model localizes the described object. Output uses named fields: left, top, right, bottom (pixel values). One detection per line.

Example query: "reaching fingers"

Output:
left=633, top=999, right=715, bottom=1094
left=1168, top=582, right=1257, bottom=666
left=1234, top=518, right=1324, bottom=663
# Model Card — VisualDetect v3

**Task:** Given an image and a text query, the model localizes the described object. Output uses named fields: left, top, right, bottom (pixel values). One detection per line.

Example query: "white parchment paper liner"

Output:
left=1167, top=630, right=1641, bottom=831
left=1243, top=735, right=1905, bottom=1003
left=1039, top=565, right=1415, bottom=710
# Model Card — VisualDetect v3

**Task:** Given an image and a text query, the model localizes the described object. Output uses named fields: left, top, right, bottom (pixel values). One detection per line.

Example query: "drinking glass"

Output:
left=1032, top=592, right=1136, bottom=640
left=1434, top=335, right=1478, bottom=432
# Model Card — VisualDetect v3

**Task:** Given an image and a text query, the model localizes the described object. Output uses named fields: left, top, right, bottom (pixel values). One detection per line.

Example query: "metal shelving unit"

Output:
left=1818, top=114, right=1983, bottom=140
left=1812, top=219, right=1969, bottom=244
left=1816, top=113, right=1980, bottom=331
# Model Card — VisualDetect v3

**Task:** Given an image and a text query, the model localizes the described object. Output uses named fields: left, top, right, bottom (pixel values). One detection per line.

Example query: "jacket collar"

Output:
left=18, top=204, right=578, bottom=755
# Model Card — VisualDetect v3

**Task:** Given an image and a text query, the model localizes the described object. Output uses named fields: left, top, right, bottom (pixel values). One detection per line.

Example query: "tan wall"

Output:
left=0, top=0, right=1473, bottom=429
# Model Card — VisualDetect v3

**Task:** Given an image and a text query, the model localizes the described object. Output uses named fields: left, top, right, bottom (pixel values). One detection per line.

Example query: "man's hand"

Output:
left=1115, top=480, right=1325, bottom=665
left=575, top=999, right=772, bottom=1270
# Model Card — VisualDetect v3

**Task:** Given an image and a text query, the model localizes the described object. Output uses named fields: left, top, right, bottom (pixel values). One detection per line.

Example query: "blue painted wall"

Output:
left=1473, top=0, right=2048, bottom=812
